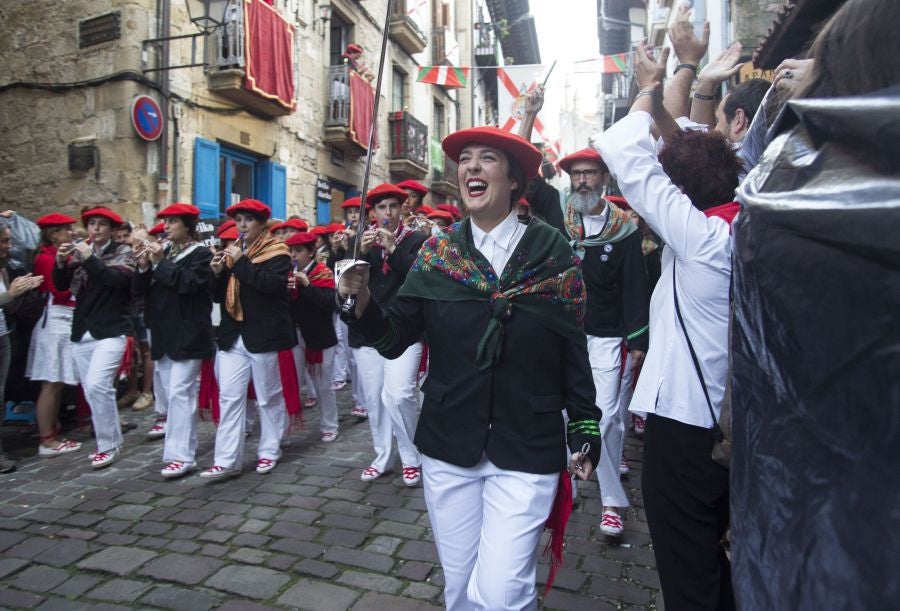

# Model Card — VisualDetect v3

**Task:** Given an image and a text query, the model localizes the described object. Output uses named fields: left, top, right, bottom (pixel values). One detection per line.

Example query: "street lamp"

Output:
left=318, top=2, right=333, bottom=33
left=185, top=0, right=230, bottom=33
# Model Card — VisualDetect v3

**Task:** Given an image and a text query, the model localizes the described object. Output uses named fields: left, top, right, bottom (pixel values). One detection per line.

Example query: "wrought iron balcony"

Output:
left=389, top=0, right=428, bottom=55
left=207, top=0, right=294, bottom=118
left=431, top=153, right=459, bottom=198
left=388, top=112, right=428, bottom=180
left=323, top=65, right=371, bottom=156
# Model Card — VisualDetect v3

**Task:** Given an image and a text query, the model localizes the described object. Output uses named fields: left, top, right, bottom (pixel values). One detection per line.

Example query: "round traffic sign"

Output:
left=131, top=95, right=164, bottom=141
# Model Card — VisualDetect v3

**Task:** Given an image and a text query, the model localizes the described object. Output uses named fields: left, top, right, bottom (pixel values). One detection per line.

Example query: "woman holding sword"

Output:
left=337, top=127, right=601, bottom=609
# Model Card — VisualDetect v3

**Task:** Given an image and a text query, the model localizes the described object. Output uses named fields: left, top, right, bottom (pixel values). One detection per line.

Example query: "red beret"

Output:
left=284, top=232, right=318, bottom=247
left=516, top=197, right=530, bottom=208
left=81, top=206, right=123, bottom=227
left=341, top=196, right=371, bottom=210
left=326, top=223, right=347, bottom=233
left=36, top=213, right=77, bottom=228
left=426, top=210, right=454, bottom=223
left=219, top=227, right=239, bottom=241
left=269, top=222, right=287, bottom=233
left=396, top=180, right=429, bottom=195
left=605, top=195, right=631, bottom=211
left=436, top=203, right=461, bottom=219
left=442, top=127, right=543, bottom=179
left=366, top=183, right=408, bottom=206
left=346, top=43, right=363, bottom=53
left=148, top=222, right=166, bottom=236
left=157, top=203, right=200, bottom=220
left=279, top=219, right=308, bottom=231
left=309, top=226, right=329, bottom=236
left=226, top=199, right=271, bottom=220
left=559, top=148, right=606, bottom=174
left=217, top=219, right=236, bottom=236
left=418, top=205, right=434, bottom=215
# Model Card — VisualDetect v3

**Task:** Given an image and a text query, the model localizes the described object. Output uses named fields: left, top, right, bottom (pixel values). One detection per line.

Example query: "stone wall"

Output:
left=732, top=0, right=784, bottom=58
left=0, top=0, right=460, bottom=227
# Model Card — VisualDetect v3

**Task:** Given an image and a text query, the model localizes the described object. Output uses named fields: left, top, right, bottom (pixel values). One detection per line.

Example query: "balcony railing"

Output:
left=326, top=65, right=350, bottom=127
left=387, top=112, right=428, bottom=179
left=214, top=0, right=245, bottom=68
left=207, top=0, right=293, bottom=118
left=431, top=153, right=459, bottom=197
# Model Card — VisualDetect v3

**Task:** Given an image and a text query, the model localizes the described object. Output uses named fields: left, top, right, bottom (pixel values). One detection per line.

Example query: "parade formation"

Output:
left=0, top=0, right=897, bottom=609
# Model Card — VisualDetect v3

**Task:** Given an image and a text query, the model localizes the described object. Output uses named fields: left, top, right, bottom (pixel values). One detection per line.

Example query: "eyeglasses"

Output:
left=570, top=169, right=600, bottom=180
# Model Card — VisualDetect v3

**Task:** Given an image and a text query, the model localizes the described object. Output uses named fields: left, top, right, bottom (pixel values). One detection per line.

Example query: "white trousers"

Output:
left=332, top=314, right=350, bottom=383
left=72, top=332, right=126, bottom=454
left=349, top=347, right=365, bottom=408
left=155, top=357, right=202, bottom=463
left=587, top=335, right=629, bottom=509
left=423, top=455, right=558, bottom=611
left=213, top=337, right=286, bottom=469
left=292, top=332, right=338, bottom=435
left=353, top=344, right=421, bottom=470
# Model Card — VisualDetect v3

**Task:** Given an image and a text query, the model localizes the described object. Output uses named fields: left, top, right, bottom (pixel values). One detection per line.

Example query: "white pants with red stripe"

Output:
left=72, top=332, right=127, bottom=454
left=155, top=357, right=202, bottom=463
left=353, top=343, right=421, bottom=471
left=587, top=335, right=630, bottom=509
left=422, top=454, right=558, bottom=611
left=213, top=337, right=286, bottom=470
left=292, top=331, right=337, bottom=435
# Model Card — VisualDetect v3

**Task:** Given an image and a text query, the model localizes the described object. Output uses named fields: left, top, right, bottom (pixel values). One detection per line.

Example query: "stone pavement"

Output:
left=0, top=388, right=662, bottom=610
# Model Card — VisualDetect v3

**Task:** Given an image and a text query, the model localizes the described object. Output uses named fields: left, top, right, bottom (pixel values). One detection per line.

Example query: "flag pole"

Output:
left=339, top=0, right=394, bottom=316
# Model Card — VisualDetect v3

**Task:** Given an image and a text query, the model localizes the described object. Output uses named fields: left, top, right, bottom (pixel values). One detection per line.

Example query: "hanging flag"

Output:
left=599, top=53, right=629, bottom=74
left=497, top=65, right=548, bottom=133
left=417, top=66, right=470, bottom=88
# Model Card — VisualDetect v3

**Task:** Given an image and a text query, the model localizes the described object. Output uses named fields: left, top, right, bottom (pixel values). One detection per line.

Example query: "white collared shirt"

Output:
left=596, top=111, right=733, bottom=429
left=582, top=206, right=608, bottom=237
left=470, top=210, right=527, bottom=277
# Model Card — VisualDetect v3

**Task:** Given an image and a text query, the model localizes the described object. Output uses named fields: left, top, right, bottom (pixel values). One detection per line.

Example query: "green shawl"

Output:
left=560, top=191, right=637, bottom=258
left=398, top=217, right=587, bottom=371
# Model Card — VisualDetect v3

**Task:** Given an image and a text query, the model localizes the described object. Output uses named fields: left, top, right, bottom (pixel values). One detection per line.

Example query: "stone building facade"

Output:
left=0, top=0, right=486, bottom=226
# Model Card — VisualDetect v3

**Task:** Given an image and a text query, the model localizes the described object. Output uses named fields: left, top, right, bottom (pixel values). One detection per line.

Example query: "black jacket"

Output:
left=289, top=263, right=338, bottom=350
left=213, top=253, right=296, bottom=353
left=347, top=229, right=428, bottom=348
left=351, top=226, right=601, bottom=475
left=53, top=242, right=135, bottom=342
left=581, top=229, right=650, bottom=351
left=527, top=179, right=567, bottom=235
left=138, top=245, right=216, bottom=361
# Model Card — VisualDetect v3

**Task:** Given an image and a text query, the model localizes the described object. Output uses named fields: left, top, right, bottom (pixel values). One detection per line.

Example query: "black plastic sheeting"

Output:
left=731, top=87, right=900, bottom=610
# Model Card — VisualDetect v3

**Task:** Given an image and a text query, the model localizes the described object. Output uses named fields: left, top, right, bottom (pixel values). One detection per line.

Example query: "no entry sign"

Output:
left=131, top=95, right=164, bottom=141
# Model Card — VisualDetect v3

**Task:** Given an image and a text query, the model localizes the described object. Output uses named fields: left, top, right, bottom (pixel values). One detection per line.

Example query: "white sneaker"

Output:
left=91, top=448, right=119, bottom=469
left=320, top=431, right=339, bottom=443
left=147, top=417, right=167, bottom=439
left=200, top=465, right=240, bottom=479
left=160, top=461, right=195, bottom=478
left=256, top=458, right=277, bottom=474
left=38, top=439, right=82, bottom=458
left=600, top=510, right=624, bottom=537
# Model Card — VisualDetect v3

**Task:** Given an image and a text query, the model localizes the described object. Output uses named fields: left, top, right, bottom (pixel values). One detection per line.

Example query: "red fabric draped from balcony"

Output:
left=349, top=71, right=378, bottom=150
left=244, top=0, right=295, bottom=112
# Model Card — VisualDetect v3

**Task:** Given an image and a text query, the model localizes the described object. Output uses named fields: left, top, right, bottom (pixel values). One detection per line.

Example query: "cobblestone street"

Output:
left=0, top=389, right=662, bottom=610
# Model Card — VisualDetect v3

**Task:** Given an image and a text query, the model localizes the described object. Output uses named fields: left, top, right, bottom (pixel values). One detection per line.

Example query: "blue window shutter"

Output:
left=256, top=161, right=287, bottom=220
left=193, top=138, right=220, bottom=218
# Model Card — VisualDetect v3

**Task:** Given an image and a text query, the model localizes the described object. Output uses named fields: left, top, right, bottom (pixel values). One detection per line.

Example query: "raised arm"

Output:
left=665, top=3, right=709, bottom=120
left=691, top=42, right=744, bottom=127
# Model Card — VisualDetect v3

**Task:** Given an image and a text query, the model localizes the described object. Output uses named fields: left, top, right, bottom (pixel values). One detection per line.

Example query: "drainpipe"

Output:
left=157, top=0, right=171, bottom=206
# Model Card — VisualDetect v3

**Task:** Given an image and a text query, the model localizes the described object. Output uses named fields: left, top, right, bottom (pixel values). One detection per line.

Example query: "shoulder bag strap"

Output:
left=672, top=262, right=724, bottom=441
